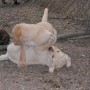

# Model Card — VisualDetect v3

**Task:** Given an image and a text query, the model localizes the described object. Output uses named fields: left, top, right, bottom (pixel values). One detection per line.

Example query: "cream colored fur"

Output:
left=12, top=8, right=57, bottom=49
left=0, top=43, right=71, bottom=72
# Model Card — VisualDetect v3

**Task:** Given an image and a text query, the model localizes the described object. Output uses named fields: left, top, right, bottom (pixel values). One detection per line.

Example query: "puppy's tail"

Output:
left=66, top=56, right=71, bottom=68
left=42, top=8, right=48, bottom=22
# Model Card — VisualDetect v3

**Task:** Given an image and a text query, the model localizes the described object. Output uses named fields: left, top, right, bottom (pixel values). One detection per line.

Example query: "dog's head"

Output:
left=48, top=46, right=71, bottom=69
left=0, top=27, right=10, bottom=45
left=48, top=46, right=61, bottom=60
left=48, top=46, right=67, bottom=68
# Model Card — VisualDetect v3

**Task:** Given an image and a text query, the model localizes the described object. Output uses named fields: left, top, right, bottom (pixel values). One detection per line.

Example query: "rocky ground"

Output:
left=0, top=3, right=90, bottom=90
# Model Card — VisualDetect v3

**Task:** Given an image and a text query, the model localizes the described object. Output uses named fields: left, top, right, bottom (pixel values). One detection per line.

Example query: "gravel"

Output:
left=0, top=4, right=90, bottom=90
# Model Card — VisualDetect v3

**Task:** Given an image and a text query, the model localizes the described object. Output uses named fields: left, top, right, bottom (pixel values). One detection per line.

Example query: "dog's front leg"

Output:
left=49, top=66, right=55, bottom=73
left=48, top=55, right=55, bottom=73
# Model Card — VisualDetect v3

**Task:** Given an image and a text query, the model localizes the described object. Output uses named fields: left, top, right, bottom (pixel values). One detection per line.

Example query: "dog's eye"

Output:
left=52, top=55, right=54, bottom=58
left=57, top=51, right=60, bottom=52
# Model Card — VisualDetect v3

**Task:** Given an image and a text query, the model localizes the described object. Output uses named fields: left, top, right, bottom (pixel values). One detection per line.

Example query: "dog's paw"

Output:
left=17, top=62, right=26, bottom=68
left=66, top=57, right=71, bottom=68
left=49, top=66, right=54, bottom=73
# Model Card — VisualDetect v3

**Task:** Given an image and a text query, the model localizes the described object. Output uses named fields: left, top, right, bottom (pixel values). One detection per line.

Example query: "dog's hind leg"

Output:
left=0, top=53, right=9, bottom=61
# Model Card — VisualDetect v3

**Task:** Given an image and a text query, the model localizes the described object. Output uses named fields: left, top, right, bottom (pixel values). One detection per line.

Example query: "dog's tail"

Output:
left=66, top=56, right=71, bottom=68
left=42, top=8, right=48, bottom=22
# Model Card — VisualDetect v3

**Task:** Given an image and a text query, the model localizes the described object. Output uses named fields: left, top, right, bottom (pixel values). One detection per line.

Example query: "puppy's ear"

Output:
left=48, top=47, right=54, bottom=52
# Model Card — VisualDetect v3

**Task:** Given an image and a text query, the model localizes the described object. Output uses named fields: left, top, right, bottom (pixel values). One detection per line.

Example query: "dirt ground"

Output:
left=0, top=3, right=90, bottom=90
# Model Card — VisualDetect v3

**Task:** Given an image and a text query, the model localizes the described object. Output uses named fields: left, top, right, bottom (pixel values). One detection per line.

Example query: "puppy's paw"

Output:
left=49, top=66, right=54, bottom=73
left=17, top=62, right=26, bottom=68
left=66, top=57, right=71, bottom=68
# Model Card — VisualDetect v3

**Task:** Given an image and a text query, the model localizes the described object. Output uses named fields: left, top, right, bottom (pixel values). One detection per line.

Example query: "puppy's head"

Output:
left=0, top=27, right=10, bottom=45
left=48, top=46, right=66, bottom=68
left=12, top=24, right=21, bottom=45
left=48, top=46, right=71, bottom=68
left=48, top=46, right=61, bottom=59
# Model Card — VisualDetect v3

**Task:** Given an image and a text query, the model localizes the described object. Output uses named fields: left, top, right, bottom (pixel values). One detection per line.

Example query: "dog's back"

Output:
left=12, top=8, right=57, bottom=47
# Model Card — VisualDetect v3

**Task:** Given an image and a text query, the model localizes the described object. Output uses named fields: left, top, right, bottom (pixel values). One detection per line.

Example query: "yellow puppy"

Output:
left=12, top=8, right=57, bottom=49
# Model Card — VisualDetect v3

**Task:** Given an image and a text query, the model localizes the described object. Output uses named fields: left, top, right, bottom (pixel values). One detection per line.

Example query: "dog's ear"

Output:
left=48, top=47, right=54, bottom=52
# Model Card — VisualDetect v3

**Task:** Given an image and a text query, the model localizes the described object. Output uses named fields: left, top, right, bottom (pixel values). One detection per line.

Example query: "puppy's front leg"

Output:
left=48, top=55, right=55, bottom=73
left=49, top=66, right=55, bottom=73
